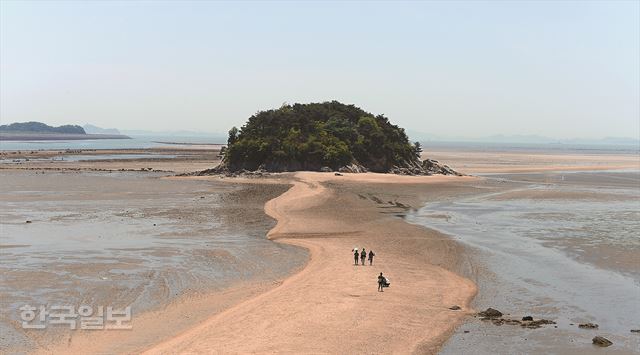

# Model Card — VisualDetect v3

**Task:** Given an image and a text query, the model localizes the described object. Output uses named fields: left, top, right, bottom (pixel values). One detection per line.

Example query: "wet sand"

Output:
left=146, top=172, right=478, bottom=354
left=0, top=169, right=307, bottom=354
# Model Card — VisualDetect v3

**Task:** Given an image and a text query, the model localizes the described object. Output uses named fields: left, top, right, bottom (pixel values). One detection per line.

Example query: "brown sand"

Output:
left=145, top=172, right=477, bottom=354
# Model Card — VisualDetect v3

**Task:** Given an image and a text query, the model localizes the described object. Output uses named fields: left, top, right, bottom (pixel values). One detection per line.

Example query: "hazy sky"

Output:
left=1, top=1, right=638, bottom=139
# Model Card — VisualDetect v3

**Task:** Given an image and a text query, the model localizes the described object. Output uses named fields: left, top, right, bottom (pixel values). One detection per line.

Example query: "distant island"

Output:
left=211, top=101, right=460, bottom=175
left=0, top=121, right=130, bottom=141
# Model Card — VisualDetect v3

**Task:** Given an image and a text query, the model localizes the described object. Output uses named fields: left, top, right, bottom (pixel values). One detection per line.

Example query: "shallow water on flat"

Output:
left=408, top=171, right=640, bottom=353
left=0, top=171, right=307, bottom=352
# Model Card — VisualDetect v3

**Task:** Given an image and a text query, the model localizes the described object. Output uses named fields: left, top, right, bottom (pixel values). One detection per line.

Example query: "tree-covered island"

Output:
left=211, top=101, right=460, bottom=176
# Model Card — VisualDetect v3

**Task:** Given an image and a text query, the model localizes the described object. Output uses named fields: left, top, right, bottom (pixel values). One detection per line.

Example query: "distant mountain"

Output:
left=83, top=124, right=121, bottom=135
left=0, top=121, right=85, bottom=134
left=0, top=121, right=131, bottom=141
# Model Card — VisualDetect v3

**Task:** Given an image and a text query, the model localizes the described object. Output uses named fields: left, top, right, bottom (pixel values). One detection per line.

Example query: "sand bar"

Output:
left=146, top=172, right=477, bottom=354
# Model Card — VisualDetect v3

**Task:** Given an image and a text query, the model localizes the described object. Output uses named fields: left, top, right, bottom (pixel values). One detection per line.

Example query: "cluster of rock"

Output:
left=179, top=165, right=271, bottom=178
left=337, top=163, right=368, bottom=173
left=476, top=308, right=619, bottom=348
left=181, top=158, right=463, bottom=177
left=389, top=159, right=463, bottom=176
left=477, top=308, right=556, bottom=329
left=320, top=159, right=464, bottom=176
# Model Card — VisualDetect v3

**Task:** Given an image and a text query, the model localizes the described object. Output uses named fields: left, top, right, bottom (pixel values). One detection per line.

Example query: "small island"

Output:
left=212, top=101, right=460, bottom=175
left=0, top=121, right=130, bottom=141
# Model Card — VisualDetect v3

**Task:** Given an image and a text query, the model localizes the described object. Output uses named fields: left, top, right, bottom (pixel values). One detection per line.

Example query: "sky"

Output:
left=1, top=0, right=638, bottom=140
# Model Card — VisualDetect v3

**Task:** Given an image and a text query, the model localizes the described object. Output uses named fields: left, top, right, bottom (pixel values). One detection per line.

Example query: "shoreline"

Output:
left=145, top=172, right=478, bottom=354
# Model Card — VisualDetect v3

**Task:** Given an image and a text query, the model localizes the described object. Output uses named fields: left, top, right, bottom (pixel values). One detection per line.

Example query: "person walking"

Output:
left=378, top=272, right=385, bottom=292
left=360, top=248, right=366, bottom=266
left=354, top=249, right=359, bottom=265
left=368, top=250, right=375, bottom=265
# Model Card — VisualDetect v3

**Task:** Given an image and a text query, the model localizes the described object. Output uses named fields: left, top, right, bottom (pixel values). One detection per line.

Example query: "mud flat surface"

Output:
left=409, top=169, right=640, bottom=354
left=0, top=169, right=307, bottom=353
left=2, top=146, right=638, bottom=354
left=0, top=146, right=222, bottom=174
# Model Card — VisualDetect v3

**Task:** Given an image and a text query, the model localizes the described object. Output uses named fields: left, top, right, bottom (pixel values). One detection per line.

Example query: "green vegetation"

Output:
left=0, top=121, right=86, bottom=134
left=224, top=101, right=422, bottom=172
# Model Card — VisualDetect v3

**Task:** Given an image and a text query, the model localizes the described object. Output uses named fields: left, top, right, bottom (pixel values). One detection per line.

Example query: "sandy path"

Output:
left=145, top=173, right=476, bottom=354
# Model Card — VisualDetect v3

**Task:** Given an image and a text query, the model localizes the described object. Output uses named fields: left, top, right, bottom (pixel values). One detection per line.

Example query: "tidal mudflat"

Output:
left=0, top=170, right=307, bottom=353
left=409, top=170, right=640, bottom=354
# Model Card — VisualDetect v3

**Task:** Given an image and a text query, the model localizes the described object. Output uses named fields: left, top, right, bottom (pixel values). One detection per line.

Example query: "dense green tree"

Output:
left=227, top=126, right=239, bottom=145
left=223, top=101, right=421, bottom=172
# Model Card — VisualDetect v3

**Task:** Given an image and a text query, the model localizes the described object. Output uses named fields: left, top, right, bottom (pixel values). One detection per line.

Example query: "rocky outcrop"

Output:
left=477, top=309, right=556, bottom=329
left=389, top=159, right=463, bottom=176
left=184, top=158, right=463, bottom=177
left=478, top=308, right=503, bottom=318
left=592, top=336, right=613, bottom=347
left=179, top=164, right=270, bottom=178
left=338, top=163, right=368, bottom=173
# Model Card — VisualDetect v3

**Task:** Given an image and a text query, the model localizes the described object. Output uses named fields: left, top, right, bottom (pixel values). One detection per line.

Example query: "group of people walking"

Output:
left=353, top=247, right=375, bottom=266
left=352, top=247, right=389, bottom=291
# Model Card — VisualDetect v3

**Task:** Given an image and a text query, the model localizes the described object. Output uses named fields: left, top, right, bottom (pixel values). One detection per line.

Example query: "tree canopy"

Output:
left=223, top=101, right=422, bottom=172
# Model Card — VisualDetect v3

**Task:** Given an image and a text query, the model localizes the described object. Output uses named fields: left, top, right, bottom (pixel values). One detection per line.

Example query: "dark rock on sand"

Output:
left=25, top=220, right=32, bottom=223
left=521, top=319, right=556, bottom=329
left=449, top=305, right=461, bottom=310
left=592, top=336, right=613, bottom=347
left=388, top=159, right=463, bottom=176
left=579, top=323, right=599, bottom=329
left=478, top=308, right=503, bottom=318
left=631, top=329, right=640, bottom=333
left=490, top=318, right=521, bottom=326
left=481, top=313, right=556, bottom=329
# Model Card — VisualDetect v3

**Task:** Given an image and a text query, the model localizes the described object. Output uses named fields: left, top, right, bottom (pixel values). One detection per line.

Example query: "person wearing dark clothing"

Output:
left=354, top=249, right=359, bottom=265
left=368, top=250, right=375, bottom=265
left=378, top=272, right=385, bottom=292
left=360, top=248, right=366, bottom=266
